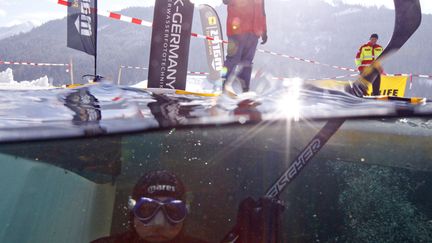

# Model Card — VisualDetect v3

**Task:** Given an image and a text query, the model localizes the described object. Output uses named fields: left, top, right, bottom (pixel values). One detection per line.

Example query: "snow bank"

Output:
left=0, top=68, right=55, bottom=90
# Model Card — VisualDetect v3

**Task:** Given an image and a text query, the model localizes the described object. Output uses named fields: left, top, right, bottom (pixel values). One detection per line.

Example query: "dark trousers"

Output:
left=224, top=33, right=259, bottom=92
left=360, top=69, right=381, bottom=96
left=372, top=74, right=381, bottom=95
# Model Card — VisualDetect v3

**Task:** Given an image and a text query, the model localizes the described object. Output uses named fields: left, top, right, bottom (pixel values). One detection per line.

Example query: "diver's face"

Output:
left=370, top=37, right=378, bottom=45
left=134, top=197, right=184, bottom=242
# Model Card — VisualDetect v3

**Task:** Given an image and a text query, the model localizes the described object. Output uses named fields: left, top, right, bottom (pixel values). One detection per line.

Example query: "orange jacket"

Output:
left=355, top=42, right=383, bottom=72
left=224, top=0, right=267, bottom=37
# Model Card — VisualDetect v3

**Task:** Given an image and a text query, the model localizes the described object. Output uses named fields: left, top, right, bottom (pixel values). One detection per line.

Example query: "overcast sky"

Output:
left=0, top=0, right=431, bottom=27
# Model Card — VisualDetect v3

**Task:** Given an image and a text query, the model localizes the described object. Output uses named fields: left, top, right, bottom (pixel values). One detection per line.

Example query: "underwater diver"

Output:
left=92, top=170, right=206, bottom=243
left=92, top=170, right=284, bottom=243
left=222, top=0, right=268, bottom=92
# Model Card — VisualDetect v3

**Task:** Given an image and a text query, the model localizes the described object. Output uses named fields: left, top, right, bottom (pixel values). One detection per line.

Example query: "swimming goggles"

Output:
left=129, top=197, right=188, bottom=225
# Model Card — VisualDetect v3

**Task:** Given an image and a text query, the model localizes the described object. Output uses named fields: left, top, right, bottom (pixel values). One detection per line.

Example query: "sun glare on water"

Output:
left=277, top=78, right=303, bottom=121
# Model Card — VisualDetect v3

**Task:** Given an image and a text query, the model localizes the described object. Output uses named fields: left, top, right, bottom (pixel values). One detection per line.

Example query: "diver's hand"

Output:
left=233, top=197, right=285, bottom=243
left=261, top=32, right=268, bottom=45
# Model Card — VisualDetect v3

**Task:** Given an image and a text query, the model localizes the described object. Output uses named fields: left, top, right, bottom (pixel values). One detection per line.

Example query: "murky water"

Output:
left=0, top=82, right=431, bottom=242
left=0, top=120, right=431, bottom=242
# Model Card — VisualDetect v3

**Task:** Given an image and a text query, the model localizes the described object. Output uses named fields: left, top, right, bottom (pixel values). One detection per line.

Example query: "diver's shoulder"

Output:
left=90, top=230, right=141, bottom=243
left=177, top=234, right=209, bottom=243
left=91, top=231, right=208, bottom=243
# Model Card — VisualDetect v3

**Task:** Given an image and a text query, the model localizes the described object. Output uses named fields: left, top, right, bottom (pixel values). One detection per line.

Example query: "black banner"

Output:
left=148, top=0, right=195, bottom=90
left=67, top=0, right=97, bottom=56
left=199, top=4, right=225, bottom=81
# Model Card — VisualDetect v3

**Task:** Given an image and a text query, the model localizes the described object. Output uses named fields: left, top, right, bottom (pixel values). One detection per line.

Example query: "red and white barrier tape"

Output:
left=257, top=50, right=432, bottom=79
left=57, top=1, right=432, bottom=81
left=121, top=65, right=356, bottom=81
left=187, top=71, right=210, bottom=76
left=120, top=65, right=147, bottom=70
left=120, top=65, right=209, bottom=76
left=57, top=0, right=152, bottom=27
left=57, top=1, right=227, bottom=43
left=271, top=73, right=358, bottom=82
left=0, top=60, right=69, bottom=67
left=307, top=73, right=359, bottom=81
left=385, top=73, right=432, bottom=79
left=100, top=11, right=153, bottom=27
left=191, top=33, right=228, bottom=44
left=257, top=49, right=358, bottom=73
left=56, top=1, right=431, bottom=75
left=121, top=63, right=432, bottom=82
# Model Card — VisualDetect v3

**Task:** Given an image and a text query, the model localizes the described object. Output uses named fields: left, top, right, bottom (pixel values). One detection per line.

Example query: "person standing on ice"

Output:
left=355, top=34, right=383, bottom=73
left=354, top=33, right=384, bottom=95
left=222, top=0, right=268, bottom=92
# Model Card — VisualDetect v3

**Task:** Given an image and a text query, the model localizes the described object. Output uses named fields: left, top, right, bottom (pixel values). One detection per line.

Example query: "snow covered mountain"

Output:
left=0, top=22, right=34, bottom=40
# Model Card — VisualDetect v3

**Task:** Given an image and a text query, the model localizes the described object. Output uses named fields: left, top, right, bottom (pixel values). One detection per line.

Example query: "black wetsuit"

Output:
left=91, top=229, right=208, bottom=243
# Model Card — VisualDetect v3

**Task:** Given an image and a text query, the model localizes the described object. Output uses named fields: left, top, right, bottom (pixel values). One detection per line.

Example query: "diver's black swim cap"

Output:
left=132, top=170, right=186, bottom=200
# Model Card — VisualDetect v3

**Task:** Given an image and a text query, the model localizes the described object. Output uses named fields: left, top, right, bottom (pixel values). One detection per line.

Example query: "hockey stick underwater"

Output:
left=222, top=0, right=423, bottom=242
